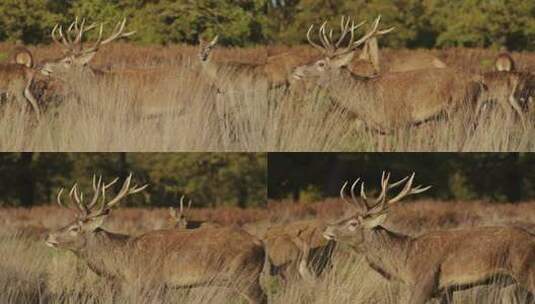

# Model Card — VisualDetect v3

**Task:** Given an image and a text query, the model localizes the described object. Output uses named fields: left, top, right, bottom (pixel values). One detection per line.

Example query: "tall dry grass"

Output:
left=0, top=200, right=533, bottom=303
left=0, top=43, right=534, bottom=151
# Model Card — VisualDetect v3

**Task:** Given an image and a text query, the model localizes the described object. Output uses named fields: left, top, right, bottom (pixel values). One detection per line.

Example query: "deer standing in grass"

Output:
left=0, top=47, right=43, bottom=119
left=477, top=52, right=534, bottom=130
left=323, top=172, right=535, bottom=304
left=169, top=195, right=220, bottom=229
left=263, top=219, right=336, bottom=284
left=291, top=16, right=483, bottom=133
left=46, top=174, right=267, bottom=304
left=42, top=18, right=135, bottom=78
left=261, top=17, right=446, bottom=87
left=198, top=36, right=274, bottom=90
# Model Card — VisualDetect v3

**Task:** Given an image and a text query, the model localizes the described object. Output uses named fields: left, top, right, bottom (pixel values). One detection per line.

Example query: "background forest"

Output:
left=268, top=153, right=535, bottom=203
left=0, top=153, right=267, bottom=208
left=0, top=0, right=534, bottom=50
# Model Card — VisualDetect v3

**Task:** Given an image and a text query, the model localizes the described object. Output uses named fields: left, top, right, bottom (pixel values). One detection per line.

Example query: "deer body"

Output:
left=301, top=65, right=480, bottom=131
left=381, top=52, right=447, bottom=74
left=478, top=71, right=535, bottom=129
left=292, top=16, right=475, bottom=132
left=62, top=227, right=266, bottom=292
left=264, top=219, right=336, bottom=283
left=351, top=226, right=535, bottom=301
left=324, top=172, right=535, bottom=304
left=46, top=175, right=267, bottom=304
left=0, top=63, right=41, bottom=118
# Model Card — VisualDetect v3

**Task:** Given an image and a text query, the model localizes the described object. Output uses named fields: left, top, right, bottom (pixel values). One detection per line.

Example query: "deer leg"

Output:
left=439, top=289, right=454, bottom=304
left=238, top=282, right=267, bottom=304
left=23, top=80, right=41, bottom=121
left=509, top=93, right=527, bottom=131
left=407, top=270, right=439, bottom=304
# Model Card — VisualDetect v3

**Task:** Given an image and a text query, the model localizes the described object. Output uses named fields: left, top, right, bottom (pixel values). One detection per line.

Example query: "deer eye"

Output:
left=68, top=226, right=80, bottom=233
left=317, top=61, right=326, bottom=68
left=347, top=220, right=359, bottom=231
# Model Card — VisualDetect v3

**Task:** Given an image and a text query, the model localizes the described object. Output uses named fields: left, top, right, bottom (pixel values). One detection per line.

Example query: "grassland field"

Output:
left=1, top=199, right=534, bottom=303
left=1, top=43, right=534, bottom=152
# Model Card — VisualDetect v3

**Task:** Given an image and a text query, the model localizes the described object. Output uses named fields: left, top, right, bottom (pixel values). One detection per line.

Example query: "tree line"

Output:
left=0, top=0, right=533, bottom=50
left=268, top=153, right=535, bottom=203
left=0, top=153, right=267, bottom=208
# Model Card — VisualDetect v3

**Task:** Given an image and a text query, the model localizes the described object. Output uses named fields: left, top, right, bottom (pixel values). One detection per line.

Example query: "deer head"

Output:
left=42, top=17, right=135, bottom=76
left=198, top=36, right=219, bottom=63
left=292, top=16, right=394, bottom=85
left=169, top=195, right=192, bottom=229
left=323, top=172, right=430, bottom=248
left=45, top=174, right=147, bottom=251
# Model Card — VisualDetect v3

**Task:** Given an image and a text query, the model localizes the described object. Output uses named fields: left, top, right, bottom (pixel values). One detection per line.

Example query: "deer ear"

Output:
left=169, top=207, right=177, bottom=219
left=362, top=213, right=387, bottom=228
left=75, top=52, right=97, bottom=66
left=331, top=52, right=355, bottom=68
left=210, top=35, right=219, bottom=47
left=82, top=214, right=108, bottom=231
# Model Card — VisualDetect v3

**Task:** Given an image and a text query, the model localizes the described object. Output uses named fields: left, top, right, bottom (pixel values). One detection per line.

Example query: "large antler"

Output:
left=51, top=17, right=135, bottom=55
left=169, top=195, right=192, bottom=221
left=340, top=172, right=430, bottom=215
left=307, top=15, right=394, bottom=57
left=57, top=173, right=147, bottom=219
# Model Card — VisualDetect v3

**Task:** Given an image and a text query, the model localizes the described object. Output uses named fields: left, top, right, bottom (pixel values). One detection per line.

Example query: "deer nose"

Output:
left=292, top=67, right=305, bottom=80
left=323, top=227, right=337, bottom=240
left=45, top=234, right=59, bottom=247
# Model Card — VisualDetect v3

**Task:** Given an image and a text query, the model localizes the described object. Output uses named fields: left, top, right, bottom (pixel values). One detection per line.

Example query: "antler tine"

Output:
left=52, top=25, right=74, bottom=51
left=67, top=183, right=89, bottom=217
left=87, top=175, right=103, bottom=210
left=57, top=185, right=86, bottom=217
left=179, top=195, right=185, bottom=213
left=335, top=17, right=366, bottom=49
left=187, top=198, right=192, bottom=209
left=98, top=176, right=119, bottom=207
left=319, top=21, right=333, bottom=53
left=339, top=181, right=351, bottom=205
left=351, top=15, right=394, bottom=50
left=347, top=178, right=366, bottom=212
left=100, top=18, right=136, bottom=45
left=334, top=16, right=350, bottom=48
left=307, top=25, right=326, bottom=53
left=81, top=18, right=135, bottom=55
left=359, top=181, right=371, bottom=210
left=387, top=173, right=431, bottom=205
left=64, top=18, right=78, bottom=44
left=72, top=18, right=86, bottom=45
left=341, top=179, right=361, bottom=209
left=56, top=188, right=65, bottom=208
left=103, top=173, right=148, bottom=210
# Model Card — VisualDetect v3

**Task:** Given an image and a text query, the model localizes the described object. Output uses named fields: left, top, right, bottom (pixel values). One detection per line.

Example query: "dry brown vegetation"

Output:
left=1, top=199, right=534, bottom=303
left=0, top=43, right=534, bottom=151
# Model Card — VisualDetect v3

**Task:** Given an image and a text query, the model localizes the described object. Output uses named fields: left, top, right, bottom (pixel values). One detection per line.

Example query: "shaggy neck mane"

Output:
left=361, top=226, right=411, bottom=281
left=75, top=228, right=131, bottom=281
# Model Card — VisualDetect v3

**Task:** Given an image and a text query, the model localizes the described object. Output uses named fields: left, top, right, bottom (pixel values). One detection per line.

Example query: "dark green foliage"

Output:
left=268, top=153, right=535, bottom=203
left=0, top=153, right=266, bottom=208
left=0, top=0, right=534, bottom=49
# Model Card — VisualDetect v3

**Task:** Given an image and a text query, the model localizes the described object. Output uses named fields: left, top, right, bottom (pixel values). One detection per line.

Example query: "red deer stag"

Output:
left=292, top=16, right=483, bottom=133
left=324, top=172, right=535, bottom=304
left=42, top=17, right=135, bottom=78
left=46, top=174, right=267, bottom=304
left=169, top=195, right=220, bottom=229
